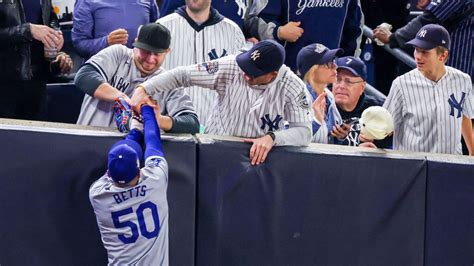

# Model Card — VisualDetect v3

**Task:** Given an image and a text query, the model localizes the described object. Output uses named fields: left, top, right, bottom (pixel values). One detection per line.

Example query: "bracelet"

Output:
left=266, top=131, right=276, bottom=141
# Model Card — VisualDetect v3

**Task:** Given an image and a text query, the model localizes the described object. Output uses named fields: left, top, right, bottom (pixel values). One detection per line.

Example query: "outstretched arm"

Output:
left=142, top=105, right=164, bottom=159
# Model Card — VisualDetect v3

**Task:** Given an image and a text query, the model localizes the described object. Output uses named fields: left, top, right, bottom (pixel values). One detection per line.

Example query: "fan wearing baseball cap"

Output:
left=75, top=22, right=199, bottom=134
left=383, top=24, right=474, bottom=155
left=296, top=43, right=345, bottom=144
left=132, top=40, right=313, bottom=165
left=89, top=105, right=171, bottom=264
left=331, top=56, right=389, bottom=148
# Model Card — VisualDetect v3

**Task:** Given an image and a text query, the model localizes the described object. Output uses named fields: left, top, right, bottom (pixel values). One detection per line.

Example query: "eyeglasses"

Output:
left=335, top=77, right=365, bottom=86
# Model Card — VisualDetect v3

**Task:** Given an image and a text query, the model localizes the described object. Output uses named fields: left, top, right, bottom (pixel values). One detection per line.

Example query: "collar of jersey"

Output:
left=176, top=6, right=224, bottom=32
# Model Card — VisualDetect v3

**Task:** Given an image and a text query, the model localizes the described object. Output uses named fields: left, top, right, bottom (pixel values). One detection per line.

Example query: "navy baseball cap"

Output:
left=297, top=43, right=344, bottom=78
left=336, top=56, right=367, bottom=81
left=406, top=24, right=450, bottom=50
left=108, top=139, right=143, bottom=184
left=236, top=40, right=285, bottom=78
left=133, top=23, right=171, bottom=53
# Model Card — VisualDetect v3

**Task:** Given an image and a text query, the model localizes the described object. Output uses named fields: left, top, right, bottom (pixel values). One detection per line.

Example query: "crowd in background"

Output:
left=0, top=0, right=472, bottom=157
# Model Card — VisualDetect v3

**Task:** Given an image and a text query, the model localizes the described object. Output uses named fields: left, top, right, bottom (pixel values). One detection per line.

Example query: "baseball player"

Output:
left=89, top=104, right=169, bottom=265
left=296, top=43, right=344, bottom=144
left=157, top=0, right=246, bottom=129
left=75, top=23, right=199, bottom=134
left=131, top=40, right=312, bottom=165
left=383, top=24, right=474, bottom=155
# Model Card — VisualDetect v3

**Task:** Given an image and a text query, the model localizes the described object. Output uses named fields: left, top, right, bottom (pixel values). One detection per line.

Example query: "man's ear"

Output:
left=440, top=50, right=448, bottom=62
left=270, top=71, right=278, bottom=79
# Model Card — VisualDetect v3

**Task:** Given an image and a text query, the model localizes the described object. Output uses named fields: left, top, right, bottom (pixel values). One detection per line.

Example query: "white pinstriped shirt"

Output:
left=383, top=66, right=474, bottom=154
left=141, top=55, right=312, bottom=143
left=157, top=11, right=245, bottom=127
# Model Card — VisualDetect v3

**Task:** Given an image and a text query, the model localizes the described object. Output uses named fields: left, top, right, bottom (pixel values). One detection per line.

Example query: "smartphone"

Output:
left=338, top=117, right=359, bottom=127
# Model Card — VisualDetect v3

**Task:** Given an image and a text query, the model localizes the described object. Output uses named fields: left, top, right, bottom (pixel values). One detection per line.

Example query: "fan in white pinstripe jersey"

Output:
left=132, top=40, right=312, bottom=165
left=383, top=24, right=474, bottom=155
left=157, top=0, right=246, bottom=129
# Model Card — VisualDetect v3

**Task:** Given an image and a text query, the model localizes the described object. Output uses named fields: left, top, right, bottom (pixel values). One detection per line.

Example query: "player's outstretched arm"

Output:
left=142, top=105, right=164, bottom=159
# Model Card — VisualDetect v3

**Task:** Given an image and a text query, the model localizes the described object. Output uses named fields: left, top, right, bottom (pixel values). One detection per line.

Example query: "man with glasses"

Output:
left=75, top=23, right=199, bottom=134
left=333, top=56, right=386, bottom=147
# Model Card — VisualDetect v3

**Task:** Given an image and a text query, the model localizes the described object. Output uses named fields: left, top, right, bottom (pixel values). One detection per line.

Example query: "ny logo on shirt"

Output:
left=448, top=92, right=466, bottom=118
left=260, top=114, right=282, bottom=132
left=208, top=48, right=228, bottom=60
left=110, top=76, right=130, bottom=92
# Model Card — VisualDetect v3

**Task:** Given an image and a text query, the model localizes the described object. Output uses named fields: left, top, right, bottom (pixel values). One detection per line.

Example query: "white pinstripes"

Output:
left=142, top=56, right=312, bottom=138
left=383, top=66, right=474, bottom=154
left=429, top=0, right=473, bottom=77
left=157, top=13, right=246, bottom=127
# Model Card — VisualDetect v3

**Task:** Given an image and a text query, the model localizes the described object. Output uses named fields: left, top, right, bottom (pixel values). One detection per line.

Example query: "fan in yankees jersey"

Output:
left=132, top=40, right=312, bottom=166
left=383, top=24, right=474, bottom=155
left=157, top=2, right=246, bottom=128
left=75, top=23, right=199, bottom=134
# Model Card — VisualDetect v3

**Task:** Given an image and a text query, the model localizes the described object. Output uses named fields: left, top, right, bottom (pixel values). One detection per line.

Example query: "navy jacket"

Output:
left=244, top=0, right=364, bottom=71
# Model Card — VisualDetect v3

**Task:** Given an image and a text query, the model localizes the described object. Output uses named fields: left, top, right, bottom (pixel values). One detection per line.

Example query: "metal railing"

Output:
left=363, top=25, right=416, bottom=69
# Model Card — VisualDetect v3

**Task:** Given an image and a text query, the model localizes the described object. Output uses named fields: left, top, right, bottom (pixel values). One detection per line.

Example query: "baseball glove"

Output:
left=113, top=97, right=133, bottom=133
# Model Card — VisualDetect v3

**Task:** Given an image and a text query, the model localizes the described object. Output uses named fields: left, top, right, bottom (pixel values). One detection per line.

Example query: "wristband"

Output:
left=266, top=131, right=276, bottom=141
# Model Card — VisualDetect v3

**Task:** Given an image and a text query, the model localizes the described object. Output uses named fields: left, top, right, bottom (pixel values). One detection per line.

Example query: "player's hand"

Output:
left=131, top=86, right=156, bottom=113
left=331, top=123, right=350, bottom=139
left=107, top=28, right=129, bottom=46
left=30, top=24, right=63, bottom=49
left=373, top=26, right=392, bottom=44
left=359, top=142, right=377, bottom=148
left=278, top=21, right=304, bottom=42
left=312, top=92, right=327, bottom=124
left=243, top=135, right=274, bottom=165
left=52, top=52, right=73, bottom=74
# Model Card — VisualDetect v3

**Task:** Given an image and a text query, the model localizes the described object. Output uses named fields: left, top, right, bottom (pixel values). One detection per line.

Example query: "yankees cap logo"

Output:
left=418, top=29, right=427, bottom=38
left=251, top=50, right=261, bottom=61
left=314, top=44, right=326, bottom=54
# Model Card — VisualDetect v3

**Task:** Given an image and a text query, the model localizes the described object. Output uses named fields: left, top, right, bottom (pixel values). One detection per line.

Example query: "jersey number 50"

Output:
left=111, top=201, right=160, bottom=244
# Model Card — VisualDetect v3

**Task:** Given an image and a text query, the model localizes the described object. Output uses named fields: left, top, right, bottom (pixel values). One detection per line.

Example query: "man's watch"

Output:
left=266, top=131, right=276, bottom=141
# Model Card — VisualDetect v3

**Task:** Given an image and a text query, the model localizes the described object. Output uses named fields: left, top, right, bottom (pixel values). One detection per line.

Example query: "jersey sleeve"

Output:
left=143, top=156, right=169, bottom=183
left=71, top=0, right=108, bottom=58
left=142, top=57, right=237, bottom=96
left=244, top=0, right=285, bottom=41
left=283, top=80, right=313, bottom=124
left=158, top=89, right=197, bottom=117
left=426, top=0, right=466, bottom=23
left=339, top=0, right=364, bottom=57
left=85, top=45, right=126, bottom=82
left=383, top=77, right=404, bottom=129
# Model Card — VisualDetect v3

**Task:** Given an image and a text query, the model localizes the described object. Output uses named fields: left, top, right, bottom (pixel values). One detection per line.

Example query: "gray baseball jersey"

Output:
left=89, top=156, right=169, bottom=265
left=157, top=10, right=246, bottom=127
left=383, top=66, right=474, bottom=154
left=76, top=45, right=196, bottom=128
left=141, top=55, right=312, bottom=139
